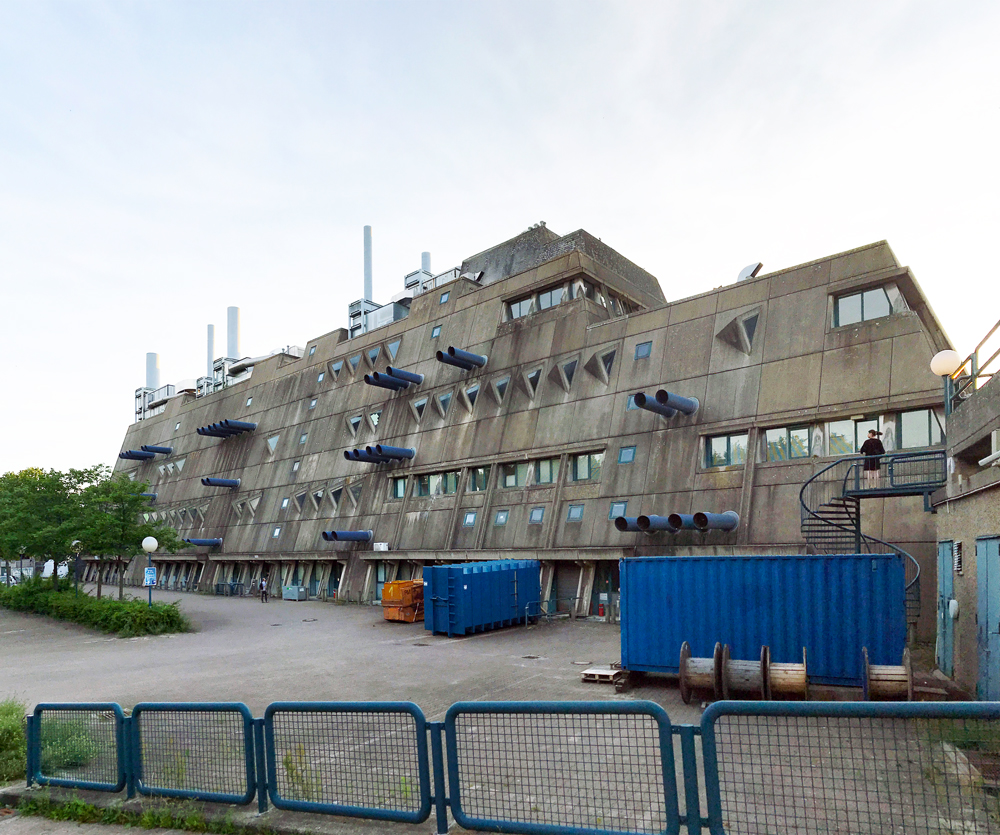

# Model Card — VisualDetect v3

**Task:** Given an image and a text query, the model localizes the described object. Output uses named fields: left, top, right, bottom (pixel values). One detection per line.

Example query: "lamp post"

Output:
left=930, top=350, right=962, bottom=416
left=142, top=536, right=158, bottom=609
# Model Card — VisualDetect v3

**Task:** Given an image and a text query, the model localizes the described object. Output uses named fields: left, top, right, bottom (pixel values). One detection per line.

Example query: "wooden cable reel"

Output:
left=721, top=644, right=769, bottom=700
left=679, top=641, right=723, bottom=704
left=766, top=648, right=809, bottom=700
left=863, top=647, right=913, bottom=701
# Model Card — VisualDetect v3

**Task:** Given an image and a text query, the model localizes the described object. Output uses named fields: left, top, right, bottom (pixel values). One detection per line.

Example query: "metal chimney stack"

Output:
left=421, top=252, right=431, bottom=274
left=227, top=307, right=240, bottom=359
left=207, top=324, right=215, bottom=377
left=145, top=353, right=160, bottom=390
left=364, top=225, right=373, bottom=302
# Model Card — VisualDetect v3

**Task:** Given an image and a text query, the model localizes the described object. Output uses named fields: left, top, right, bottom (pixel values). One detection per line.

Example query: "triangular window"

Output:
left=142, top=512, right=150, bottom=523
left=158, top=465, right=166, bottom=476
left=330, top=360, right=344, bottom=380
left=330, top=487, right=343, bottom=512
left=232, top=501, right=245, bottom=519
left=743, top=313, right=759, bottom=344
left=436, top=391, right=453, bottom=418
left=166, top=462, right=175, bottom=474
left=368, top=410, right=382, bottom=431
left=295, top=493, right=308, bottom=511
left=174, top=458, right=185, bottom=473
left=492, top=376, right=510, bottom=405
left=179, top=508, right=188, bottom=523
left=348, top=354, right=362, bottom=374
left=562, top=359, right=577, bottom=387
left=267, top=435, right=280, bottom=453
left=410, top=398, right=427, bottom=424
left=247, top=496, right=260, bottom=517
left=387, top=339, right=401, bottom=361
left=523, top=367, right=542, bottom=399
left=602, top=350, right=616, bottom=376
left=366, top=346, right=381, bottom=368
left=128, top=471, right=137, bottom=481
left=349, top=482, right=364, bottom=507
left=311, top=489, right=325, bottom=510
left=347, top=415, right=362, bottom=438
left=465, top=383, right=480, bottom=410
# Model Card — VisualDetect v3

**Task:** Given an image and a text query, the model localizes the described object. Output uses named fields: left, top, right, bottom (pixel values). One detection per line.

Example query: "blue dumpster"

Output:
left=424, top=559, right=540, bottom=637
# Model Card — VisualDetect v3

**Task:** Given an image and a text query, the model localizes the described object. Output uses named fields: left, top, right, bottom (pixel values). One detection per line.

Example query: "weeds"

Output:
left=0, top=699, right=26, bottom=784
left=39, top=719, right=98, bottom=773
left=281, top=745, right=316, bottom=802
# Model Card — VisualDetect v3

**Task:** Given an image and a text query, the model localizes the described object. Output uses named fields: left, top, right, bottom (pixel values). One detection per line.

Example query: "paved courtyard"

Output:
left=0, top=587, right=700, bottom=723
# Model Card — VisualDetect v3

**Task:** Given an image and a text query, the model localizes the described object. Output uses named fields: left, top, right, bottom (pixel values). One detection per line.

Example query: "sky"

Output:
left=1, top=0, right=998, bottom=474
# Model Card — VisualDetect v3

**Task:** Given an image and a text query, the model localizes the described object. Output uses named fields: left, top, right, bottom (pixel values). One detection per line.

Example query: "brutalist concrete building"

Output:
left=108, top=224, right=952, bottom=640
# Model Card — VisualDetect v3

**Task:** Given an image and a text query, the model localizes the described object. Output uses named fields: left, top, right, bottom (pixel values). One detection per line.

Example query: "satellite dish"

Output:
left=738, top=262, right=763, bottom=282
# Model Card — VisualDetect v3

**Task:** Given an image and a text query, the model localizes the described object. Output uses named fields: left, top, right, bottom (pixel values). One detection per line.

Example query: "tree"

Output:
left=77, top=471, right=185, bottom=599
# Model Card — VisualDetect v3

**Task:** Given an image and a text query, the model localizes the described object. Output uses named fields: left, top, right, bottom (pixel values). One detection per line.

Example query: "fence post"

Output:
left=428, top=722, right=449, bottom=835
left=24, top=714, right=34, bottom=788
left=253, top=718, right=268, bottom=813
left=124, top=715, right=136, bottom=799
left=677, top=725, right=703, bottom=835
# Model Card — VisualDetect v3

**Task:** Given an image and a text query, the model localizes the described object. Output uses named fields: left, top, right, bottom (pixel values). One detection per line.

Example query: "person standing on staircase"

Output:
left=860, top=429, right=885, bottom=487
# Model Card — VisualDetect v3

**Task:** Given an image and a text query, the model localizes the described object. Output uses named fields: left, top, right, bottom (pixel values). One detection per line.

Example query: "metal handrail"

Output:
left=950, top=317, right=1000, bottom=409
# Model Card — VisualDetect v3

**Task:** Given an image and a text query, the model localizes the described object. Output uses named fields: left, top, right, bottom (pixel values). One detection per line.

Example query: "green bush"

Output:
left=0, top=698, right=27, bottom=784
left=0, top=579, right=190, bottom=637
left=39, top=719, right=98, bottom=773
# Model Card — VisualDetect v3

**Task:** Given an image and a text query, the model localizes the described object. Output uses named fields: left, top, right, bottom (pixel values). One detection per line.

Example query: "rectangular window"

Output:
left=502, top=462, right=529, bottom=488
left=468, top=466, right=490, bottom=492
left=299, top=433, right=308, bottom=445
left=416, top=472, right=460, bottom=496
left=626, top=394, right=639, bottom=411
left=828, top=418, right=878, bottom=455
left=899, top=408, right=943, bottom=449
left=272, top=526, right=281, bottom=538
left=440, top=291, right=450, bottom=304
left=392, top=477, right=407, bottom=499
left=566, top=504, right=584, bottom=522
left=440, top=471, right=459, bottom=495
left=462, top=511, right=477, bottom=527
left=308, top=346, right=316, bottom=357
left=618, top=446, right=636, bottom=464
left=291, top=461, right=300, bottom=473
left=430, top=325, right=441, bottom=339
left=534, top=457, right=560, bottom=484
left=494, top=509, right=509, bottom=526
left=317, top=372, right=325, bottom=382
left=537, top=284, right=566, bottom=311
left=635, top=341, right=652, bottom=360
left=280, top=497, right=289, bottom=509
left=308, top=398, right=317, bottom=410
left=246, top=396, right=253, bottom=407
left=507, top=296, right=533, bottom=320
left=835, top=287, right=892, bottom=327
left=175, top=422, right=181, bottom=431
left=609, top=501, right=627, bottom=519
left=706, top=433, right=749, bottom=468
left=765, top=426, right=811, bottom=461
left=528, top=506, right=545, bottom=524
left=415, top=475, right=431, bottom=497
left=571, top=452, right=604, bottom=482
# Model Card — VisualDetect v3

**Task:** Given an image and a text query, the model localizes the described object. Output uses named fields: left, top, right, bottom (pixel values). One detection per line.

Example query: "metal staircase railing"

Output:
left=799, top=450, right=947, bottom=628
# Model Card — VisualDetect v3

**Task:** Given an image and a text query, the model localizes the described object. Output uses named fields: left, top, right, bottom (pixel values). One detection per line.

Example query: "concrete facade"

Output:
left=108, top=227, right=951, bottom=638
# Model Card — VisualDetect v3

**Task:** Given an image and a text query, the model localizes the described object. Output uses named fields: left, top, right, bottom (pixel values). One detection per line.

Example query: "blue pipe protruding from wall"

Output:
left=119, top=450, right=156, bottom=460
left=201, top=478, right=240, bottom=488
left=614, top=516, right=642, bottom=532
left=321, top=530, right=374, bottom=542
left=183, top=538, right=223, bottom=547
left=693, top=510, right=740, bottom=532
left=363, top=374, right=404, bottom=391
left=386, top=366, right=424, bottom=384
left=447, top=346, right=487, bottom=368
left=667, top=513, right=698, bottom=531
left=637, top=514, right=680, bottom=533
left=346, top=449, right=391, bottom=464
left=436, top=350, right=475, bottom=371
left=140, top=493, right=157, bottom=501
left=372, top=371, right=410, bottom=389
left=633, top=392, right=677, bottom=418
left=140, top=445, right=173, bottom=455
left=220, top=419, right=257, bottom=432
left=655, top=389, right=700, bottom=416
left=374, top=444, right=415, bottom=460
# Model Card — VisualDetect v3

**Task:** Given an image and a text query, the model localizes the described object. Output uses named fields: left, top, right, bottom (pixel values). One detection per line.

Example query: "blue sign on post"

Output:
left=143, top=567, right=157, bottom=587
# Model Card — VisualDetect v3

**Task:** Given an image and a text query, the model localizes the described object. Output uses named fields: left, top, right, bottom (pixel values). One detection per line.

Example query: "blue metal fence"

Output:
left=25, top=698, right=1000, bottom=835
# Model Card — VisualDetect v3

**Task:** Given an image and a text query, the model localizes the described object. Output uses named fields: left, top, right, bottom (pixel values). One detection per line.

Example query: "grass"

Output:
left=39, top=719, right=98, bottom=774
left=0, top=577, right=190, bottom=637
left=0, top=699, right=26, bottom=784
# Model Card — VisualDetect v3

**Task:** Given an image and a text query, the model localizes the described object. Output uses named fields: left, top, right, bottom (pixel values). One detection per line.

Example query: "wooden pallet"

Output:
left=581, top=667, right=624, bottom=684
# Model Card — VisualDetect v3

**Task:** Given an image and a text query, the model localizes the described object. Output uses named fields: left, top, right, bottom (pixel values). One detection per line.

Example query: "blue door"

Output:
left=977, top=538, right=1000, bottom=700
left=937, top=542, right=954, bottom=677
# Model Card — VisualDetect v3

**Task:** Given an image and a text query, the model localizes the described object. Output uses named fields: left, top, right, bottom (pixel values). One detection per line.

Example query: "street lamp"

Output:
left=930, top=350, right=962, bottom=416
left=142, top=536, right=158, bottom=609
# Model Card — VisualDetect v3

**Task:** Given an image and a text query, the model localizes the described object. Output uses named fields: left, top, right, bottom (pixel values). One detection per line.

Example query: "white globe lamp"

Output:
left=930, top=350, right=961, bottom=377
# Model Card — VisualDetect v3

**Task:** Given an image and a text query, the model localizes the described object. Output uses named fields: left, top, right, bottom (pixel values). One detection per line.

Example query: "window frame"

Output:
left=462, top=511, right=477, bottom=527
left=571, top=452, right=605, bottom=482
left=392, top=477, right=407, bottom=499
left=528, top=506, right=545, bottom=524
left=609, top=501, right=628, bottom=520
left=834, top=286, right=893, bottom=328
left=618, top=446, right=636, bottom=464
left=317, top=371, right=325, bottom=383
left=430, top=325, right=441, bottom=339
left=634, top=341, right=652, bottom=360
left=439, top=291, right=450, bottom=304
left=534, top=457, right=560, bottom=485
left=566, top=504, right=585, bottom=522
left=705, top=433, right=749, bottom=468
left=494, top=509, right=509, bottom=526
left=764, top=426, right=811, bottom=462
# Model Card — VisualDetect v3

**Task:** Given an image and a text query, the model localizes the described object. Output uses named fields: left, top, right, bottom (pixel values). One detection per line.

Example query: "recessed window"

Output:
left=175, top=422, right=181, bottom=431
left=440, top=291, right=450, bottom=304
left=246, top=396, right=253, bottom=407
left=291, top=461, right=300, bottom=473
left=494, top=376, right=510, bottom=403
left=348, top=354, right=362, bottom=373
left=528, top=506, right=545, bottom=524
left=626, top=395, right=639, bottom=411
left=502, top=462, right=529, bottom=488
left=369, top=410, right=382, bottom=428
left=468, top=466, right=490, bottom=492
left=571, top=452, right=604, bottom=482
left=899, top=408, right=943, bottom=449
left=765, top=427, right=811, bottom=461
left=635, top=341, right=652, bottom=360
left=566, top=504, right=584, bottom=522
left=462, top=511, right=477, bottom=527
left=330, top=360, right=344, bottom=379
left=367, top=346, right=381, bottom=366
left=317, top=372, right=325, bottom=383
left=834, top=287, right=892, bottom=327
left=706, top=433, right=749, bottom=468
left=430, top=325, right=442, bottom=339
left=534, top=457, right=560, bottom=484
left=272, top=526, right=281, bottom=538
left=299, top=433, right=308, bottom=445
left=308, top=398, right=317, bottom=410
left=308, top=346, right=316, bottom=357
left=609, top=501, right=627, bottom=520
left=280, top=497, right=289, bottom=509
left=415, top=472, right=460, bottom=496
left=412, top=398, right=427, bottom=420
left=387, top=339, right=401, bottom=360
left=618, top=446, right=636, bottom=464
left=392, top=477, right=407, bottom=499
left=538, top=285, right=566, bottom=310
left=507, top=296, right=533, bottom=320
left=828, top=418, right=878, bottom=455
left=494, top=509, right=509, bottom=526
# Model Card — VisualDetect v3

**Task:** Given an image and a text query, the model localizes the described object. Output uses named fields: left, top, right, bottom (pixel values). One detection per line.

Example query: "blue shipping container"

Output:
left=424, top=560, right=541, bottom=637
left=620, top=554, right=906, bottom=686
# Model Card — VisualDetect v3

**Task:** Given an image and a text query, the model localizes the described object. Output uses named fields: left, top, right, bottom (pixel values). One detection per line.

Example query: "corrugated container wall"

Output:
left=620, top=555, right=906, bottom=686
left=424, top=560, right=541, bottom=637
